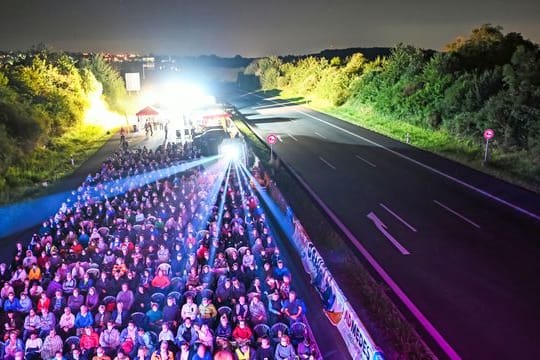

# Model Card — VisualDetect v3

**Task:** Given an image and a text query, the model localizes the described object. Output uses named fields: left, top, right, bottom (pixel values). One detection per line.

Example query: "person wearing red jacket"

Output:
left=37, top=293, right=51, bottom=314
left=232, top=318, right=253, bottom=343
left=80, top=326, right=99, bottom=355
left=151, top=269, right=170, bottom=290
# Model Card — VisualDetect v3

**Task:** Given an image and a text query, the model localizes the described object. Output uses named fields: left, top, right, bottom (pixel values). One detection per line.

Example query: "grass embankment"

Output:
left=280, top=90, right=540, bottom=193
left=234, top=118, right=434, bottom=359
left=0, top=124, right=111, bottom=204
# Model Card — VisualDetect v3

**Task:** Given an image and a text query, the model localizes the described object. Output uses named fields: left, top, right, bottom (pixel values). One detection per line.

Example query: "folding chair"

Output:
left=130, top=312, right=147, bottom=329
left=290, top=321, right=307, bottom=346
left=151, top=292, right=166, bottom=306
left=253, top=323, right=270, bottom=339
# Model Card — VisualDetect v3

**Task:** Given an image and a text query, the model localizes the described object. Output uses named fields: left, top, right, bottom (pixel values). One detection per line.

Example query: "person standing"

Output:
left=164, top=121, right=168, bottom=140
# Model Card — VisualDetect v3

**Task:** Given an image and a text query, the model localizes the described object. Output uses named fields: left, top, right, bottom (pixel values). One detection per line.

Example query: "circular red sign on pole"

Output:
left=484, top=129, right=495, bottom=140
left=267, top=134, right=277, bottom=145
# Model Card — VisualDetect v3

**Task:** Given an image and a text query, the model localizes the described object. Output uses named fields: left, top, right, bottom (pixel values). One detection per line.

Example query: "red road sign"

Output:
left=484, top=129, right=495, bottom=140
left=267, top=134, right=277, bottom=145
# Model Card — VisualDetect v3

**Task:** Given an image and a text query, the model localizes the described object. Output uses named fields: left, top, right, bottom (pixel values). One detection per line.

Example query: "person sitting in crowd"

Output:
left=99, top=320, right=121, bottom=355
left=80, top=326, right=100, bottom=356
left=57, top=307, right=75, bottom=338
left=150, top=340, right=174, bottom=360
left=232, top=317, right=253, bottom=344
left=25, top=331, right=43, bottom=360
left=23, top=309, right=41, bottom=341
left=94, top=304, right=111, bottom=332
left=111, top=301, right=129, bottom=328
left=281, top=291, right=303, bottom=325
left=151, top=269, right=170, bottom=290
left=196, top=323, right=214, bottom=353
left=198, top=296, right=218, bottom=325
left=146, top=302, right=163, bottom=332
left=274, top=335, right=296, bottom=360
left=41, top=329, right=63, bottom=360
left=93, top=346, right=112, bottom=360
left=255, top=335, right=274, bottom=360
left=191, top=343, right=212, bottom=360
left=75, top=305, right=93, bottom=331
left=116, top=283, right=134, bottom=311
left=176, top=317, right=198, bottom=348
left=4, top=331, right=25, bottom=360
left=39, top=307, right=56, bottom=338
left=158, top=322, right=175, bottom=342
left=36, top=292, right=50, bottom=314
left=62, top=273, right=76, bottom=296
left=215, top=313, right=232, bottom=341
left=162, top=295, right=179, bottom=326
left=85, top=286, right=100, bottom=312
left=235, top=341, right=255, bottom=360
left=19, top=293, right=34, bottom=314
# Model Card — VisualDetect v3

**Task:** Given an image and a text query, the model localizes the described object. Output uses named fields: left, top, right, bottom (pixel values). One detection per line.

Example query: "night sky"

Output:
left=1, top=0, right=538, bottom=56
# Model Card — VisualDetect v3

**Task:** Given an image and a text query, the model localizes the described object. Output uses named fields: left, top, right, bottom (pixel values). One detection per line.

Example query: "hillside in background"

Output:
left=281, top=47, right=393, bottom=62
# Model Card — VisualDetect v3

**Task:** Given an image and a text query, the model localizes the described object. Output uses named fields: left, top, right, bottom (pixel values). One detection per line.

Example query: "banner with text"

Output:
left=291, top=220, right=384, bottom=360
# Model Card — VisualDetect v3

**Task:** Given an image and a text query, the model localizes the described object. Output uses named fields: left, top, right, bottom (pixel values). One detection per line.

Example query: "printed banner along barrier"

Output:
left=263, top=175, right=384, bottom=360
left=293, top=220, right=384, bottom=360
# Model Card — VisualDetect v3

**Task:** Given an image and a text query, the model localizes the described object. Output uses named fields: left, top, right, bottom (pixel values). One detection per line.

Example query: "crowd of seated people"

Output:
left=0, top=142, right=318, bottom=360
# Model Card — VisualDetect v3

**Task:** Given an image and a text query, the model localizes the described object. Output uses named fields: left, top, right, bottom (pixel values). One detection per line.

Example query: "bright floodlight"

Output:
left=221, top=143, right=241, bottom=161
left=158, top=82, right=214, bottom=112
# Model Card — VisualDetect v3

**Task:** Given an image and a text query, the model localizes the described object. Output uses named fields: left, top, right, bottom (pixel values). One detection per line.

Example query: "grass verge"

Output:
left=234, top=117, right=434, bottom=359
left=278, top=89, right=540, bottom=193
left=1, top=124, right=111, bottom=204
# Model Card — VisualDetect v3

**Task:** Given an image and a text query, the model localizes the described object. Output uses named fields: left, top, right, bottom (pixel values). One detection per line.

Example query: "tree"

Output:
left=81, top=54, right=129, bottom=113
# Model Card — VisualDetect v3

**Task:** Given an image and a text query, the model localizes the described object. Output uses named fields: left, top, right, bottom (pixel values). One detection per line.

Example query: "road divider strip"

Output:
left=319, top=156, right=336, bottom=170
left=287, top=133, right=298, bottom=141
left=379, top=203, right=418, bottom=232
left=355, top=154, right=377, bottom=168
left=433, top=200, right=481, bottom=229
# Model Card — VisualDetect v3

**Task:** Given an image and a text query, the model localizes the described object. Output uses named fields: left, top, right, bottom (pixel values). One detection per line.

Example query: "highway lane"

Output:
left=225, top=90, right=540, bottom=359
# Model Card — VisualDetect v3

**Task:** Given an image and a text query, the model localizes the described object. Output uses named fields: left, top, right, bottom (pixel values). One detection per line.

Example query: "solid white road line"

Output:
left=252, top=94, right=540, bottom=223
left=355, top=154, right=377, bottom=168
left=319, top=156, right=336, bottom=170
left=380, top=203, right=418, bottom=232
left=287, top=133, right=298, bottom=142
left=367, top=212, right=411, bottom=255
left=314, top=132, right=327, bottom=139
left=433, top=200, right=481, bottom=229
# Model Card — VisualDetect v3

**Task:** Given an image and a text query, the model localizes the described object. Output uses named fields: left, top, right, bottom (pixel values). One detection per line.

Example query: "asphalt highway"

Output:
left=224, top=89, right=540, bottom=359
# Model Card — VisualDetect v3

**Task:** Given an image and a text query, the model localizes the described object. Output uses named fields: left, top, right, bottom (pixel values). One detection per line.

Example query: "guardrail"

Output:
left=236, top=115, right=385, bottom=360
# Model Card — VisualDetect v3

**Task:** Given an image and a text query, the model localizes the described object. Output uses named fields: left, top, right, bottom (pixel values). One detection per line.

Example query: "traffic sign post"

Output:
left=267, top=134, right=277, bottom=162
left=483, top=129, right=495, bottom=165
